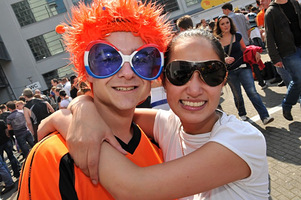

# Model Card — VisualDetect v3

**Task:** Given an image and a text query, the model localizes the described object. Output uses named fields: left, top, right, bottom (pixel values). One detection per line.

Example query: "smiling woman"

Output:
left=214, top=15, right=274, bottom=125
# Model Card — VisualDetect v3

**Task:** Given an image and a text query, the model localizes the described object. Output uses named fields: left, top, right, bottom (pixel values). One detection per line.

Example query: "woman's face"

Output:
left=219, top=17, right=231, bottom=33
left=165, top=37, right=225, bottom=134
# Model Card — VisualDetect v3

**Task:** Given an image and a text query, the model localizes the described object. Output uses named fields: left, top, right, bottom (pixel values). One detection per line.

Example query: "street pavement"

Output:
left=1, top=53, right=301, bottom=200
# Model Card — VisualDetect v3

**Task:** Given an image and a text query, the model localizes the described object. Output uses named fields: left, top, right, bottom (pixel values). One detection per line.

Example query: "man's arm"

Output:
left=46, top=101, right=55, bottom=113
left=5, top=128, right=10, bottom=138
left=265, top=12, right=282, bottom=64
left=23, top=107, right=34, bottom=135
left=6, top=124, right=12, bottom=131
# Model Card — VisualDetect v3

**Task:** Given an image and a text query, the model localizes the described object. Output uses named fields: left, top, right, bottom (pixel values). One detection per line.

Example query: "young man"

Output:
left=18, top=0, right=172, bottom=199
left=6, top=101, right=34, bottom=158
left=176, top=15, right=193, bottom=31
left=0, top=119, right=20, bottom=178
left=265, top=0, right=301, bottom=120
left=23, top=88, right=54, bottom=143
left=0, top=155, right=14, bottom=195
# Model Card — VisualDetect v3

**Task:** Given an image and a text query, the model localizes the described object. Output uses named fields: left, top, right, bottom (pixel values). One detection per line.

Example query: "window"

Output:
left=0, top=36, right=11, bottom=61
left=43, top=64, right=75, bottom=89
left=27, top=30, right=64, bottom=61
left=141, top=0, right=179, bottom=13
left=12, top=0, right=67, bottom=27
left=185, top=0, right=201, bottom=7
left=72, top=0, right=93, bottom=6
left=0, top=65, right=7, bottom=88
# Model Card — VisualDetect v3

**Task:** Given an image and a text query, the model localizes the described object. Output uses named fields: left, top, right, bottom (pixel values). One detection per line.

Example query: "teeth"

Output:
left=182, top=100, right=205, bottom=107
left=115, top=87, right=135, bottom=91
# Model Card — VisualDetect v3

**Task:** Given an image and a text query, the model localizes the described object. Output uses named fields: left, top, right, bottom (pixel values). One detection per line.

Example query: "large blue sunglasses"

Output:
left=84, top=40, right=164, bottom=80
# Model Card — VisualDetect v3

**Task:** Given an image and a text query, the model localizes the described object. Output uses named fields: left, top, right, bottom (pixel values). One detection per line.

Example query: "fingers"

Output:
left=274, top=62, right=283, bottom=67
left=87, top=143, right=101, bottom=185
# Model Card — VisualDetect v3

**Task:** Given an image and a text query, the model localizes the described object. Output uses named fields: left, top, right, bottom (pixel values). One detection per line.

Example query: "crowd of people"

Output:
left=0, top=0, right=300, bottom=198
left=0, top=75, right=90, bottom=195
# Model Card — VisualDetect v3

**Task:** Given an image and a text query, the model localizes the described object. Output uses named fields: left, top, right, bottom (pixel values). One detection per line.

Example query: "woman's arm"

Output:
left=240, top=38, right=246, bottom=52
left=99, top=141, right=251, bottom=200
left=39, top=94, right=126, bottom=184
left=38, top=110, right=71, bottom=141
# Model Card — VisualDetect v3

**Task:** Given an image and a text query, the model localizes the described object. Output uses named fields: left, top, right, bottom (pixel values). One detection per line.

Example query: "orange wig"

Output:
left=61, top=0, right=173, bottom=81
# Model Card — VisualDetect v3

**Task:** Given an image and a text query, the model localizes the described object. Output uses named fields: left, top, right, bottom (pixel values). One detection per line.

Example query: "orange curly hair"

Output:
left=61, top=0, right=173, bottom=81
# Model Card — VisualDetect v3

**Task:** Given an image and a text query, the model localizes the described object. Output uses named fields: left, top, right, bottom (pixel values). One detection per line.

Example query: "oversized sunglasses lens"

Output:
left=166, top=61, right=227, bottom=86
left=87, top=43, right=163, bottom=80
left=88, top=43, right=122, bottom=78
left=132, top=47, right=162, bottom=79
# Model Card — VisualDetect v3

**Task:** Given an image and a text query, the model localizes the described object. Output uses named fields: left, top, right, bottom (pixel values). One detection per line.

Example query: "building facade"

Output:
left=0, top=0, right=252, bottom=103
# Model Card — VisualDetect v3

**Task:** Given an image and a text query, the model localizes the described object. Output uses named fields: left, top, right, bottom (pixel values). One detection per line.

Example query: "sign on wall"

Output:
left=26, top=81, right=41, bottom=91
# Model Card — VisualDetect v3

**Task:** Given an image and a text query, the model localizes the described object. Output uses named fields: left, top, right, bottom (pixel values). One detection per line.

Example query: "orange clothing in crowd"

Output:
left=256, top=9, right=265, bottom=27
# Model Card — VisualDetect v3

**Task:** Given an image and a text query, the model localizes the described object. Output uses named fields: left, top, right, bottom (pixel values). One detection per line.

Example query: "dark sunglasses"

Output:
left=165, top=60, right=227, bottom=87
left=84, top=40, right=164, bottom=80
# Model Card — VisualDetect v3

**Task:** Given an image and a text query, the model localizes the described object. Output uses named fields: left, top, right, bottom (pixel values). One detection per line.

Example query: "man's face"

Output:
left=51, top=80, right=57, bottom=86
left=35, top=90, right=41, bottom=95
left=73, top=78, right=78, bottom=86
left=260, top=0, right=271, bottom=9
left=87, top=32, right=151, bottom=112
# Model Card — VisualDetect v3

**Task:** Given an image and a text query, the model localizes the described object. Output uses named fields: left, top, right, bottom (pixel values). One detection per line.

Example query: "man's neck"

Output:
left=95, top=102, right=135, bottom=144
left=26, top=97, right=34, bottom=102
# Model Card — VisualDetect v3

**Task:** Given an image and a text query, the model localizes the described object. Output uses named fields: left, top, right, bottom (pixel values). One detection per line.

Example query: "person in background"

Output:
left=199, top=19, right=208, bottom=30
left=70, top=75, right=78, bottom=99
left=176, top=15, right=193, bottom=31
left=34, top=89, right=49, bottom=102
left=6, top=101, right=34, bottom=158
left=15, top=101, right=25, bottom=111
left=0, top=104, right=10, bottom=123
left=265, top=0, right=301, bottom=120
left=59, top=90, right=72, bottom=109
left=62, top=77, right=71, bottom=96
left=244, top=44, right=268, bottom=89
left=50, top=78, right=63, bottom=90
left=0, top=118, right=20, bottom=179
left=207, top=20, right=216, bottom=33
left=257, top=0, right=290, bottom=87
left=247, top=7, right=265, bottom=49
left=18, top=96, right=26, bottom=103
left=0, top=155, right=15, bottom=195
left=214, top=15, right=274, bottom=125
left=23, top=88, right=54, bottom=143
